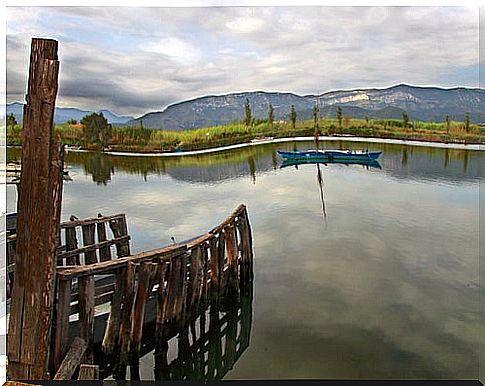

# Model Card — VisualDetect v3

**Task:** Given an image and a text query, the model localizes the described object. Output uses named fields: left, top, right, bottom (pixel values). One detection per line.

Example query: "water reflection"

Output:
left=153, top=286, right=253, bottom=381
left=5, top=141, right=482, bottom=379
left=6, top=142, right=484, bottom=186
left=95, top=282, right=254, bottom=380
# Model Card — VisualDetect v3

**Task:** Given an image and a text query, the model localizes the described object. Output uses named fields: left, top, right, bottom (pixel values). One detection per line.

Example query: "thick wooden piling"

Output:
left=7, top=38, right=62, bottom=380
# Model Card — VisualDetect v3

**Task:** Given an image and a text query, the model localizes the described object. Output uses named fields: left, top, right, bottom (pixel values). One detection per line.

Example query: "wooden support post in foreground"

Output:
left=7, top=38, right=63, bottom=380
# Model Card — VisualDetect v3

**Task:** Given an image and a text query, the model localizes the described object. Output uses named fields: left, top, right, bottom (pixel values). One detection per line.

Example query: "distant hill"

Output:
left=127, top=84, right=484, bottom=130
left=5, top=102, right=134, bottom=125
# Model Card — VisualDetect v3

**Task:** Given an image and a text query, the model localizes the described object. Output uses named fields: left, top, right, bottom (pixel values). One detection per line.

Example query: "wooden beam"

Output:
left=57, top=244, right=187, bottom=278
left=53, top=337, right=87, bottom=380
left=78, top=364, right=99, bottom=380
left=7, top=38, right=62, bottom=380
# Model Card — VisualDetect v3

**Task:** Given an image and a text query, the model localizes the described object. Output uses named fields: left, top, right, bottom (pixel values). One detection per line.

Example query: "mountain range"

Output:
left=129, top=84, right=484, bottom=130
left=5, top=84, right=484, bottom=130
left=5, top=102, right=134, bottom=125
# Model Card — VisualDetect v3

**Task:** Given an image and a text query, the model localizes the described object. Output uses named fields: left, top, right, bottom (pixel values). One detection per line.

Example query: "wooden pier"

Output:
left=7, top=204, right=254, bottom=380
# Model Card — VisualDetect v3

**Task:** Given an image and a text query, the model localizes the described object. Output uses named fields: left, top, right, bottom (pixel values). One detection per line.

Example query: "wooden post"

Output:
left=96, top=216, right=112, bottom=261
left=155, top=261, right=170, bottom=337
left=109, top=216, right=131, bottom=257
left=7, top=38, right=62, bottom=380
left=130, top=261, right=153, bottom=354
left=65, top=226, right=80, bottom=265
left=102, top=268, right=125, bottom=354
left=119, top=261, right=136, bottom=361
left=51, top=277, right=72, bottom=374
left=208, top=237, right=219, bottom=301
left=82, top=224, right=97, bottom=264
left=78, top=275, right=95, bottom=363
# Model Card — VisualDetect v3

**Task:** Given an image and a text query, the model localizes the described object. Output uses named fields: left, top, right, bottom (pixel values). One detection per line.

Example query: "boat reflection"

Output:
left=280, top=158, right=382, bottom=170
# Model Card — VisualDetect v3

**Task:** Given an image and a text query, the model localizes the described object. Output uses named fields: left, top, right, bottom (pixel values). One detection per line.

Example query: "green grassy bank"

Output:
left=6, top=118, right=485, bottom=153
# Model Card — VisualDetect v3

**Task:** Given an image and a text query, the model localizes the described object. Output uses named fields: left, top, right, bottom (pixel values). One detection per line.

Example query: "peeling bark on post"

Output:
left=7, top=38, right=62, bottom=380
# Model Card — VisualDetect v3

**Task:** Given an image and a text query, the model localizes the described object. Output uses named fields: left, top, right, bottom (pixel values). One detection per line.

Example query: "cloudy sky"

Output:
left=6, top=5, right=480, bottom=118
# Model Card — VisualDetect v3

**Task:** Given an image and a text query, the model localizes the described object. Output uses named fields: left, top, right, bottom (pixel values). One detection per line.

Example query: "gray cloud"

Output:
left=6, top=6, right=480, bottom=117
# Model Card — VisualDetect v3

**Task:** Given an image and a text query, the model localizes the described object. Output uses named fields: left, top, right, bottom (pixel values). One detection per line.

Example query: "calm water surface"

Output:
left=7, top=141, right=483, bottom=379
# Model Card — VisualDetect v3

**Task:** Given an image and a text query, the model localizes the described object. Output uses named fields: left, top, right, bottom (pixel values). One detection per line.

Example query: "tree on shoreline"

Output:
left=244, top=98, right=252, bottom=127
left=402, top=111, right=409, bottom=128
left=7, top=113, right=17, bottom=128
left=290, top=105, right=297, bottom=129
left=268, top=104, right=274, bottom=127
left=464, top=112, right=470, bottom=132
left=81, top=112, right=112, bottom=148
left=336, top=106, right=342, bottom=127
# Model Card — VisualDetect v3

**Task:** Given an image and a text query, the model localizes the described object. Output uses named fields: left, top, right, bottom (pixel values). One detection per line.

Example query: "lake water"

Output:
left=6, top=141, right=483, bottom=379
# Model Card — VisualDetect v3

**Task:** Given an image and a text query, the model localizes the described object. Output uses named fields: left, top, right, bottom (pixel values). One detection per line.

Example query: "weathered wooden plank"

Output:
left=174, top=253, right=188, bottom=322
left=102, top=269, right=125, bottom=355
left=96, top=216, right=112, bottom=261
left=189, top=246, right=201, bottom=310
left=109, top=216, right=131, bottom=257
left=78, top=275, right=95, bottom=363
left=81, top=223, right=97, bottom=264
left=225, top=225, right=238, bottom=274
left=131, top=261, right=154, bottom=354
left=70, top=291, right=114, bottom=315
left=64, top=226, right=80, bottom=265
left=119, top=261, right=136, bottom=360
left=71, top=281, right=116, bottom=302
left=78, top=364, right=99, bottom=380
left=208, top=237, right=219, bottom=300
left=209, top=204, right=246, bottom=235
left=163, top=257, right=177, bottom=324
left=51, top=277, right=72, bottom=373
left=60, top=213, right=124, bottom=229
left=7, top=39, right=62, bottom=380
left=57, top=235, right=130, bottom=260
left=156, top=261, right=170, bottom=335
left=201, top=244, right=210, bottom=307
left=53, top=337, right=88, bottom=380
left=57, top=244, right=187, bottom=279
left=217, top=231, right=226, bottom=297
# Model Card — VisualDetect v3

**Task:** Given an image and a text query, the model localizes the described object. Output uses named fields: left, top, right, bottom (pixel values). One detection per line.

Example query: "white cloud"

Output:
left=5, top=6, right=480, bottom=116
left=226, top=15, right=264, bottom=33
left=143, top=37, right=201, bottom=64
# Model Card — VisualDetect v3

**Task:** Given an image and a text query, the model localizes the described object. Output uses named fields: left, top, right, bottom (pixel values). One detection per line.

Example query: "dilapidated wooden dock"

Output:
left=8, top=204, right=253, bottom=380
left=6, top=37, right=254, bottom=382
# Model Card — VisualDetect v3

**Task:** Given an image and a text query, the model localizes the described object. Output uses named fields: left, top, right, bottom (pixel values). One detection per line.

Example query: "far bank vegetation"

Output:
left=7, top=111, right=485, bottom=152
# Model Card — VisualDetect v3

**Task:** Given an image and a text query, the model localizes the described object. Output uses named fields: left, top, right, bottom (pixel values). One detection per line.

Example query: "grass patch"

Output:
left=6, top=118, right=485, bottom=152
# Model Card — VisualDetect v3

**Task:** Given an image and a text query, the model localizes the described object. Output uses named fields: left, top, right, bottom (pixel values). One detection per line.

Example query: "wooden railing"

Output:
left=6, top=213, right=131, bottom=299
left=49, top=204, right=253, bottom=378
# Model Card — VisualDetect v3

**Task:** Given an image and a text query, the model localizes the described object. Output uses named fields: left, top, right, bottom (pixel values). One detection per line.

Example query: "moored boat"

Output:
left=277, top=149, right=382, bottom=161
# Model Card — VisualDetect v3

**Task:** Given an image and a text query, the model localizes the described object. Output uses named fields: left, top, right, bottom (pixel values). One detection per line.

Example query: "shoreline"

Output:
left=63, top=135, right=485, bottom=157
